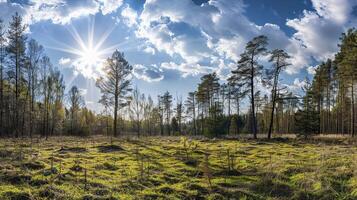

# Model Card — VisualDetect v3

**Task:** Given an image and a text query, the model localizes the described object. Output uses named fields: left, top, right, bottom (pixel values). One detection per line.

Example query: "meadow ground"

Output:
left=1, top=136, right=357, bottom=200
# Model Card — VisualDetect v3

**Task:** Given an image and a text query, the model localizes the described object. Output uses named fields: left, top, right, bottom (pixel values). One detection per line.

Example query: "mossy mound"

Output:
left=2, top=191, right=32, bottom=200
left=97, top=145, right=123, bottom=153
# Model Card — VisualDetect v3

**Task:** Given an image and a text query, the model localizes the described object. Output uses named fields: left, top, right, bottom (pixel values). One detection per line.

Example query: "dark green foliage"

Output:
left=295, top=83, right=320, bottom=138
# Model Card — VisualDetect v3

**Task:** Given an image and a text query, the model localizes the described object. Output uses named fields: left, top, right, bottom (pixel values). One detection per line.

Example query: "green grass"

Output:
left=1, top=136, right=357, bottom=199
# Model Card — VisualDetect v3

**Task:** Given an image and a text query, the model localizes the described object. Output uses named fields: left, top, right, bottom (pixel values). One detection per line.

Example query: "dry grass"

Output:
left=0, top=136, right=357, bottom=199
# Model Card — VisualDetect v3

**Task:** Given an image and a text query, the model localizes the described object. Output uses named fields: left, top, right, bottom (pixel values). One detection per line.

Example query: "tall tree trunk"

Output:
left=268, top=88, right=276, bottom=139
left=236, top=96, right=240, bottom=135
left=0, top=61, right=3, bottom=137
left=351, top=80, right=355, bottom=137
left=268, top=71, right=279, bottom=139
left=113, top=100, right=118, bottom=137
left=193, top=96, right=197, bottom=136
left=250, top=61, right=257, bottom=139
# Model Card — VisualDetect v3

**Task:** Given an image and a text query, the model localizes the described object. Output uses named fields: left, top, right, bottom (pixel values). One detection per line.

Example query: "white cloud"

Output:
left=143, top=46, right=156, bottom=55
left=23, top=0, right=100, bottom=25
left=289, top=78, right=308, bottom=93
left=307, top=65, right=318, bottom=75
left=133, top=0, right=291, bottom=77
left=121, top=4, right=138, bottom=27
left=285, top=0, right=357, bottom=74
left=129, top=0, right=357, bottom=78
left=70, top=58, right=105, bottom=80
left=58, top=57, right=71, bottom=65
left=133, top=64, right=164, bottom=82
left=311, top=0, right=352, bottom=24
left=3, top=0, right=356, bottom=87
left=161, top=62, right=213, bottom=77
left=12, top=0, right=124, bottom=25
left=98, top=0, right=123, bottom=15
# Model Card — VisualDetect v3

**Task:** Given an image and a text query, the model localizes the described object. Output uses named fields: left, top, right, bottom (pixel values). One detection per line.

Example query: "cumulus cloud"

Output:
left=70, top=59, right=105, bottom=80
left=285, top=0, right=357, bottom=74
left=6, top=0, right=124, bottom=25
left=121, top=4, right=138, bottom=27
left=125, top=0, right=357, bottom=79
left=307, top=65, right=318, bottom=75
left=99, top=0, right=123, bottom=15
left=143, top=46, right=156, bottom=55
left=133, top=64, right=164, bottom=82
left=161, top=62, right=213, bottom=77
left=3, top=0, right=357, bottom=87
left=284, top=78, right=309, bottom=94
left=132, top=0, right=291, bottom=77
left=58, top=57, right=71, bottom=65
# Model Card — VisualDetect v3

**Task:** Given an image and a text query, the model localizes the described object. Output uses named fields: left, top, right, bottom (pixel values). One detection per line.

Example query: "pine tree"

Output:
left=0, top=19, right=6, bottom=136
left=96, top=50, right=132, bottom=137
left=160, top=91, right=173, bottom=135
left=7, top=13, right=27, bottom=137
left=295, top=81, right=319, bottom=138
left=230, top=35, right=268, bottom=139
left=267, top=49, right=291, bottom=139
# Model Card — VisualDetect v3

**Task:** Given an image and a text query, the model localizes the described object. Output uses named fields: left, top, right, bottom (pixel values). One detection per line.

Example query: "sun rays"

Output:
left=47, top=17, right=133, bottom=80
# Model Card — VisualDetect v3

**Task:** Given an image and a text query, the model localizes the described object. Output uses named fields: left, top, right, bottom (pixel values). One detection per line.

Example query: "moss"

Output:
left=251, top=176, right=293, bottom=198
left=183, top=159, right=198, bottom=167
left=29, top=179, right=48, bottom=187
left=22, top=161, right=45, bottom=170
left=38, top=186, right=67, bottom=199
left=1, top=191, right=32, bottom=200
left=97, top=145, right=123, bottom=153
left=1, top=172, right=32, bottom=185
left=1, top=136, right=357, bottom=199
left=95, top=162, right=118, bottom=171
left=58, top=146, right=87, bottom=153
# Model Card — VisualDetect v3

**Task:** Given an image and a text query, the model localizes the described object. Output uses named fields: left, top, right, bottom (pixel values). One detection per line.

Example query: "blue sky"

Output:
left=1, top=0, right=357, bottom=112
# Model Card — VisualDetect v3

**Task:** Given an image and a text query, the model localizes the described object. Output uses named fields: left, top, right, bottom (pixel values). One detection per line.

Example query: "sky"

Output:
left=1, top=0, right=357, bottom=112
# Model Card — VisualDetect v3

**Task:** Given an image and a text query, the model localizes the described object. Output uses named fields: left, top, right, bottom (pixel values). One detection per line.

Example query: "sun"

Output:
left=79, top=46, right=101, bottom=67
left=48, top=17, right=135, bottom=79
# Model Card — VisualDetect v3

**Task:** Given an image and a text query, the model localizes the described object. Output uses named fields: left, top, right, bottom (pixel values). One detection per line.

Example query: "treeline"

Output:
left=99, top=31, right=356, bottom=139
left=0, top=13, right=356, bottom=139
left=114, top=36, right=300, bottom=138
left=296, top=29, right=357, bottom=137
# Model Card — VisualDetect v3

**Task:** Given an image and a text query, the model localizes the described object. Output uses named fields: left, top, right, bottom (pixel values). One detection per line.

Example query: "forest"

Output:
left=0, top=12, right=357, bottom=200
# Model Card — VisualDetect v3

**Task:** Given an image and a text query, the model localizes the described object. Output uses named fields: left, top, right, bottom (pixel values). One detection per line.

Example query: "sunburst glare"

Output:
left=47, top=17, right=131, bottom=79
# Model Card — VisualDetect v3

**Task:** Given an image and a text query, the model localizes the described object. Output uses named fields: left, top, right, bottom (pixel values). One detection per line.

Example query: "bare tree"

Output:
left=129, top=86, right=145, bottom=137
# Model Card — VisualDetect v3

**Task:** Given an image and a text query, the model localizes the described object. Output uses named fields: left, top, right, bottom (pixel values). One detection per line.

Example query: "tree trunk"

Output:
left=268, top=86, right=277, bottom=139
left=352, top=80, right=355, bottom=137
left=193, top=96, right=197, bottom=136
left=250, top=60, right=257, bottom=139
left=113, top=100, right=118, bottom=137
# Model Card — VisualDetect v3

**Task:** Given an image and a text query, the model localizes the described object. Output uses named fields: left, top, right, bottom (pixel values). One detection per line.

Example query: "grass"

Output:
left=0, top=136, right=357, bottom=199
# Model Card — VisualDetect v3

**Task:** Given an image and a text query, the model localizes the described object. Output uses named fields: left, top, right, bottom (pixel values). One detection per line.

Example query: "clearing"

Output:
left=1, top=136, right=357, bottom=199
